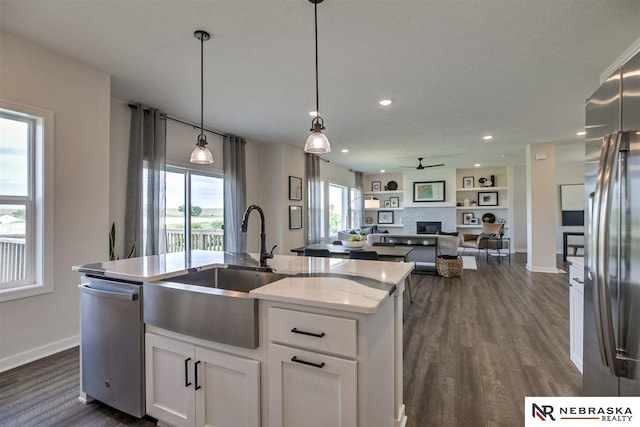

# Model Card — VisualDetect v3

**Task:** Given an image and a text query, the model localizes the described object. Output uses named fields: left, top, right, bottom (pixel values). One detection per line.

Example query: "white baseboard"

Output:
left=526, top=264, right=564, bottom=274
left=0, top=335, right=79, bottom=373
left=395, top=404, right=408, bottom=427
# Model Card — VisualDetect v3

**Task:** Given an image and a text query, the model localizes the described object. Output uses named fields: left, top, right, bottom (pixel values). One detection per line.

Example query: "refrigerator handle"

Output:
left=595, top=132, right=622, bottom=377
left=592, top=135, right=611, bottom=371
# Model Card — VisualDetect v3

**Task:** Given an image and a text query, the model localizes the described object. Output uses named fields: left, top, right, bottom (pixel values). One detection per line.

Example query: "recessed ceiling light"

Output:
left=309, top=111, right=318, bottom=117
left=380, top=169, right=386, bottom=173
left=576, top=131, right=586, bottom=136
left=341, top=149, right=349, bottom=153
left=483, top=135, right=494, bottom=140
left=379, top=99, right=393, bottom=106
left=474, top=163, right=481, bottom=167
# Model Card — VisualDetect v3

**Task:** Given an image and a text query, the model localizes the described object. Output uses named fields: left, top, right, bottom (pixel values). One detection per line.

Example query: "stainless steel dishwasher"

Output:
left=78, top=276, right=144, bottom=418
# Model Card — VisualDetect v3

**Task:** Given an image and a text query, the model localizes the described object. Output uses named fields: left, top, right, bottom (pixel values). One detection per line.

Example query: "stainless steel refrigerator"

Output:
left=584, top=49, right=640, bottom=396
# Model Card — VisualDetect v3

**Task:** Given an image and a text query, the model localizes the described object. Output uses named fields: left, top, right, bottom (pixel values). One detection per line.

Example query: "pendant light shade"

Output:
left=304, top=120, right=330, bottom=154
left=190, top=30, right=214, bottom=164
left=304, top=0, right=331, bottom=154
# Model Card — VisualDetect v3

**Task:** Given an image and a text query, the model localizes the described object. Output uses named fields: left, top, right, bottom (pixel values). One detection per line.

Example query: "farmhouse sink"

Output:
left=143, top=266, right=291, bottom=348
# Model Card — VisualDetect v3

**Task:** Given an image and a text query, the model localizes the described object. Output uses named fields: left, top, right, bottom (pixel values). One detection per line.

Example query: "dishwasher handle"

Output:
left=78, top=283, right=138, bottom=301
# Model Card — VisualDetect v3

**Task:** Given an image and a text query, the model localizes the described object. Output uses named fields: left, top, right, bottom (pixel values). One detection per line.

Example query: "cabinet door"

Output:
left=569, top=286, right=584, bottom=373
left=268, top=343, right=357, bottom=427
left=195, top=346, right=260, bottom=427
left=145, top=333, right=196, bottom=427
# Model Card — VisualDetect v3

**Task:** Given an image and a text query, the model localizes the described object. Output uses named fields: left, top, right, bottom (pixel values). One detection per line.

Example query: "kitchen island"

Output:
left=74, top=250, right=412, bottom=427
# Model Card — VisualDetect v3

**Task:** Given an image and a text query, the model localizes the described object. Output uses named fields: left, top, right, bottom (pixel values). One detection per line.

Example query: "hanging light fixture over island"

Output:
left=304, top=0, right=331, bottom=154
left=190, top=30, right=214, bottom=164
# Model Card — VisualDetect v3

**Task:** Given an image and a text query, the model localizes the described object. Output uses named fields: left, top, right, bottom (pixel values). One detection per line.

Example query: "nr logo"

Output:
left=533, top=403, right=556, bottom=421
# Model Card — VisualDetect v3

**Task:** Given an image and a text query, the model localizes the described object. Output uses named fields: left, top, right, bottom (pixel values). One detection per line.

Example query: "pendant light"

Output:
left=304, top=0, right=331, bottom=154
left=190, top=30, right=214, bottom=164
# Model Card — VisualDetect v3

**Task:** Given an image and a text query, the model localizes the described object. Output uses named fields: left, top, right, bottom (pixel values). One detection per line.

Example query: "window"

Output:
left=349, top=187, right=361, bottom=229
left=165, top=167, right=224, bottom=252
left=0, top=101, right=53, bottom=301
left=328, top=184, right=348, bottom=237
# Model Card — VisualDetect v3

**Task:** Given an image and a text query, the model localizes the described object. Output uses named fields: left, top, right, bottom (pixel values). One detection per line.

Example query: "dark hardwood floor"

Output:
left=0, top=253, right=581, bottom=426
left=403, top=253, right=581, bottom=426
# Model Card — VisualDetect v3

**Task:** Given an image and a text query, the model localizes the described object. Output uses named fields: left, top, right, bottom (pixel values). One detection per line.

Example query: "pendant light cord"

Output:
left=200, top=34, right=205, bottom=139
left=314, top=1, right=319, bottom=117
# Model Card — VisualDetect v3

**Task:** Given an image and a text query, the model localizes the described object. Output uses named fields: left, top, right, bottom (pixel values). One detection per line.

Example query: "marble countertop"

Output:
left=74, top=250, right=413, bottom=314
left=567, top=256, right=584, bottom=268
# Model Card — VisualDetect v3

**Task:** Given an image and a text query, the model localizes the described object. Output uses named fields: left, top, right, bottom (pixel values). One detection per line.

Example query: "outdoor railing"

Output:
left=166, top=229, right=224, bottom=253
left=0, top=236, right=26, bottom=283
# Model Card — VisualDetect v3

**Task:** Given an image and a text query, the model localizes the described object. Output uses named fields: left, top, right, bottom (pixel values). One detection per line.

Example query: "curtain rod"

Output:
left=128, top=103, right=225, bottom=137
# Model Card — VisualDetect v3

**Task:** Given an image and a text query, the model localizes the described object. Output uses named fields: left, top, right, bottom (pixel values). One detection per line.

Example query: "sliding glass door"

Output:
left=165, top=166, right=224, bottom=252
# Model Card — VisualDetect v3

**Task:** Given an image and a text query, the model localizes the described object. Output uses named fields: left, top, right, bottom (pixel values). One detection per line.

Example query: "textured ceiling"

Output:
left=1, top=0, right=639, bottom=173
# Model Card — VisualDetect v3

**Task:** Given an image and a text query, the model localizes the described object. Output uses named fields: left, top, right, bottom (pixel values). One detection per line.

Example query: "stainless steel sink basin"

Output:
left=143, top=267, right=290, bottom=348
left=169, top=267, right=289, bottom=293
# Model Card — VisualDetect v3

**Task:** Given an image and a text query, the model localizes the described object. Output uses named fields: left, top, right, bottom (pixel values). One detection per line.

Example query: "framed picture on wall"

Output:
left=289, top=205, right=302, bottom=229
left=413, top=181, right=445, bottom=202
left=289, top=176, right=302, bottom=201
left=390, top=197, right=399, bottom=208
left=372, top=181, right=382, bottom=192
left=463, top=176, right=474, bottom=188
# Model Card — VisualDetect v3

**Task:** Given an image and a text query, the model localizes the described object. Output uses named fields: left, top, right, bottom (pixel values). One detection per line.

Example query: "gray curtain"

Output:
left=223, top=134, right=247, bottom=252
left=354, top=171, right=364, bottom=227
left=306, top=153, right=322, bottom=244
left=125, top=105, right=166, bottom=257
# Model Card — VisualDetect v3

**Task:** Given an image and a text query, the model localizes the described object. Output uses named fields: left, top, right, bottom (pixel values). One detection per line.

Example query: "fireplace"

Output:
left=416, top=221, right=442, bottom=234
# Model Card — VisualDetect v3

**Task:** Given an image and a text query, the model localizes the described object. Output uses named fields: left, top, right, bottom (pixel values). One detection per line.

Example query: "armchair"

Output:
left=461, top=223, right=504, bottom=256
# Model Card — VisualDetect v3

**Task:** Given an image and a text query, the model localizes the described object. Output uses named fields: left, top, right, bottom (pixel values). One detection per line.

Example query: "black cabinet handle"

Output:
left=194, top=360, right=202, bottom=390
left=291, top=356, right=325, bottom=369
left=572, top=277, right=584, bottom=284
left=184, top=357, right=192, bottom=387
left=291, top=327, right=325, bottom=338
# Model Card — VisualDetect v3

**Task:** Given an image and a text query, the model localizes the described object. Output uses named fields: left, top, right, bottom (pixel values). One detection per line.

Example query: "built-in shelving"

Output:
left=455, top=186, right=508, bottom=192
left=456, top=206, right=508, bottom=210
left=364, top=190, right=403, bottom=196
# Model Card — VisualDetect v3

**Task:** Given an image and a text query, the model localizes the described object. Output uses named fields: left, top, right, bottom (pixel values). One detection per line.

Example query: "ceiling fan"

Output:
left=400, top=157, right=445, bottom=170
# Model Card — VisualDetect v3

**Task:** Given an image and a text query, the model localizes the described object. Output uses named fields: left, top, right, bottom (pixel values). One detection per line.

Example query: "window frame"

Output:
left=0, top=100, right=54, bottom=302
left=327, top=183, right=348, bottom=239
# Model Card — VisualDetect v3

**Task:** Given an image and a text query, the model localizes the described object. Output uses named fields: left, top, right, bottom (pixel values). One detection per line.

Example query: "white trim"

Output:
left=0, top=335, right=78, bottom=373
left=525, top=264, right=564, bottom=274
left=0, top=99, right=54, bottom=302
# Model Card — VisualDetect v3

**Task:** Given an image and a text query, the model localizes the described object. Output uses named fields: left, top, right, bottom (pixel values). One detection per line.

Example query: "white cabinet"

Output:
left=268, top=343, right=357, bottom=427
left=265, top=303, right=395, bottom=427
left=145, top=333, right=260, bottom=427
left=569, top=261, right=584, bottom=373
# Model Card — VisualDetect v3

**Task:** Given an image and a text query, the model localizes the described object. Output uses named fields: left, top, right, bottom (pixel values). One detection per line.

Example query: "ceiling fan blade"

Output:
left=423, top=163, right=445, bottom=168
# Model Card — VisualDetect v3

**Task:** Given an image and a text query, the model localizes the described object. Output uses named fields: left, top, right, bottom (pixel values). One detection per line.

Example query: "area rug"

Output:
left=462, top=256, right=477, bottom=270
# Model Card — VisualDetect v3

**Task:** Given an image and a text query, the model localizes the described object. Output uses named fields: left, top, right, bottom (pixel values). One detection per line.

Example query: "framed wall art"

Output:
left=289, top=176, right=302, bottom=201
left=463, top=176, right=474, bottom=188
left=372, top=181, right=382, bottom=192
left=378, top=210, right=394, bottom=224
left=463, top=212, right=474, bottom=225
left=289, top=205, right=302, bottom=229
left=390, top=196, right=399, bottom=208
left=477, top=191, right=498, bottom=206
left=413, top=181, right=445, bottom=202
